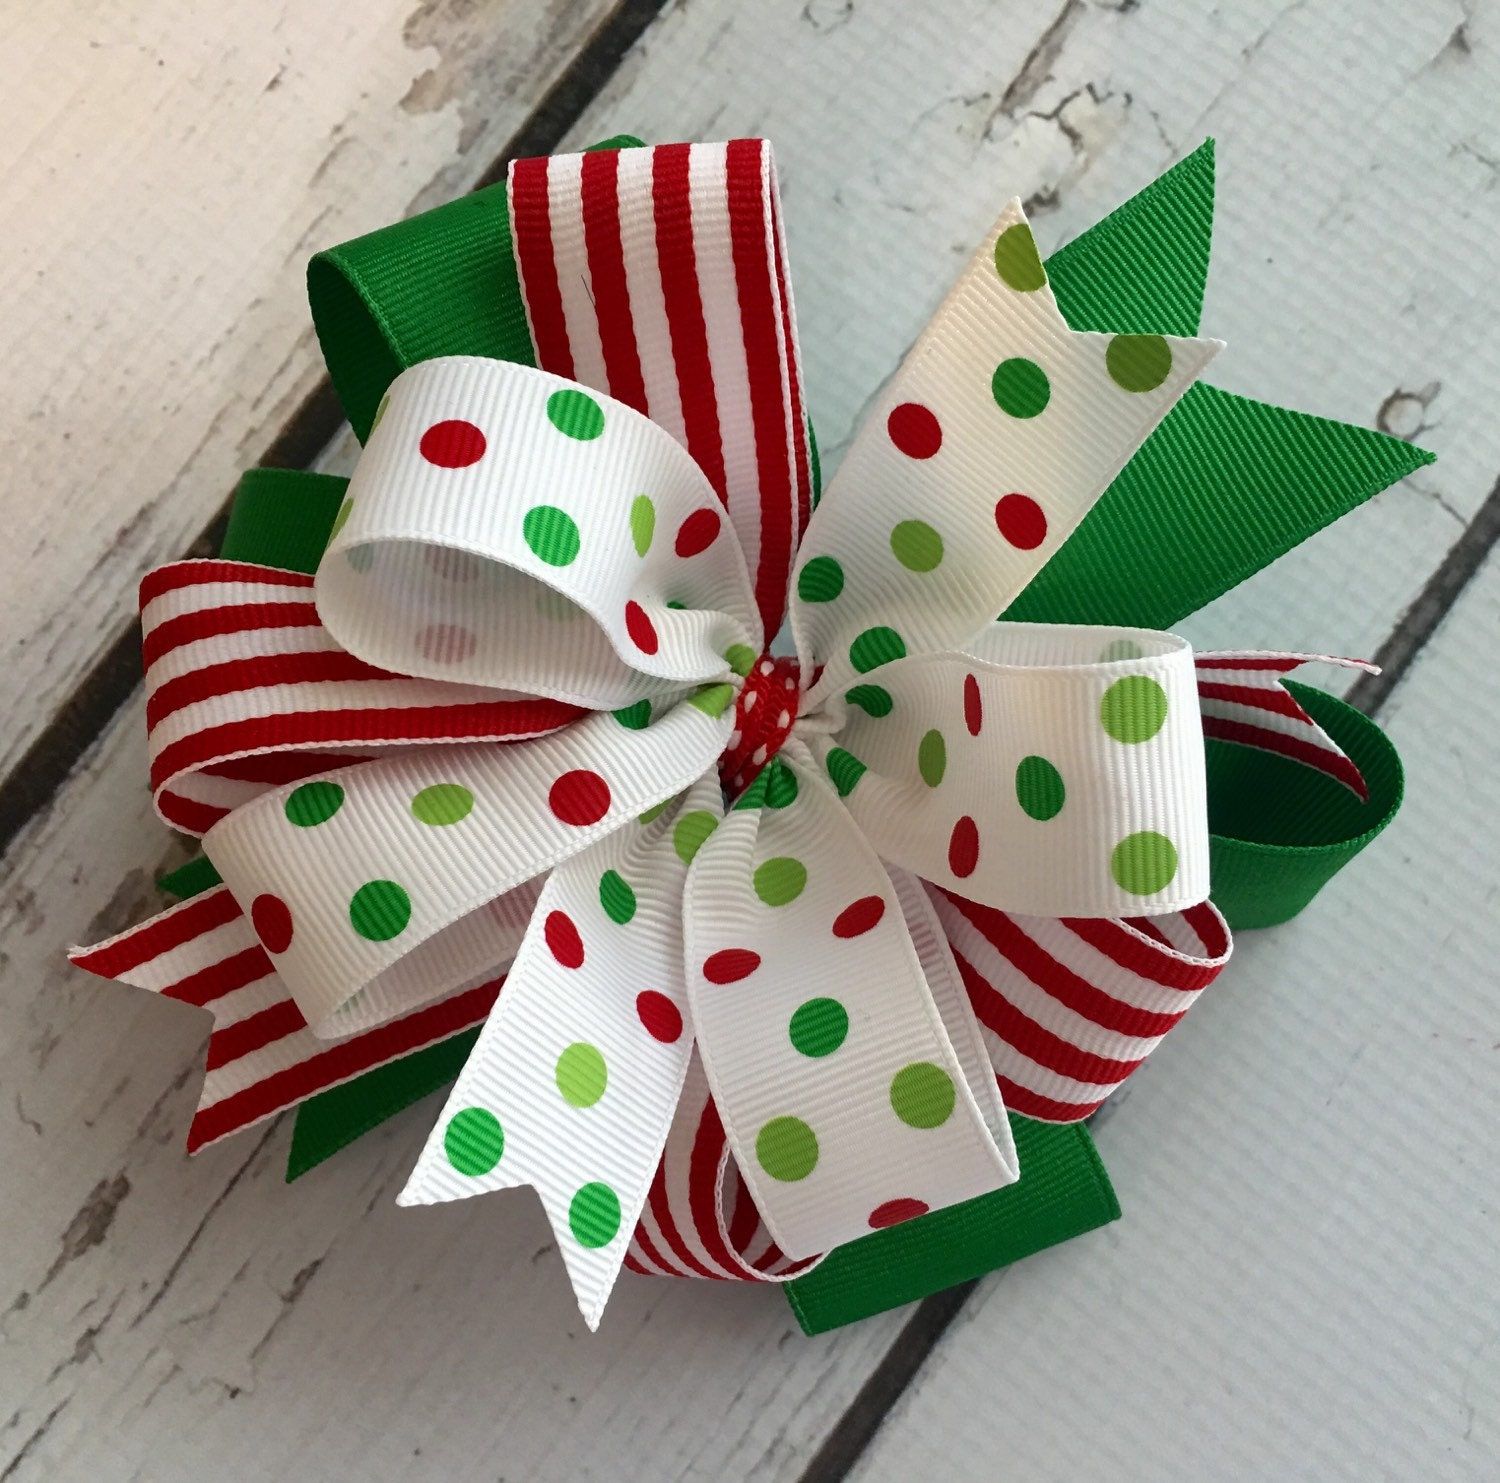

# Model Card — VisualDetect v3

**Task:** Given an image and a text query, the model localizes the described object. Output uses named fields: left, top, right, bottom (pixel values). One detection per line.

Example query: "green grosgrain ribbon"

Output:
left=170, top=138, right=1421, bottom=1334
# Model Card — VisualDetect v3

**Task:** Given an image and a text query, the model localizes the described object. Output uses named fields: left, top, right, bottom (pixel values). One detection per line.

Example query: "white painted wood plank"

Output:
left=0, top=0, right=619, bottom=777
left=850, top=549, right=1500, bottom=1483
left=3, top=1, right=1495, bottom=1479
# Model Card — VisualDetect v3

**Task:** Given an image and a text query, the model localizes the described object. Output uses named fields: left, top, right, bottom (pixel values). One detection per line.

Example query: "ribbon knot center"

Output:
left=719, top=653, right=802, bottom=796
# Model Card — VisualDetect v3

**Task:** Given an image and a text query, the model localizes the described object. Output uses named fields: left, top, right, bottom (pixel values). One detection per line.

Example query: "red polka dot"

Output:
left=887, top=402, right=942, bottom=459
left=636, top=990, right=683, bottom=1043
left=995, top=493, right=1047, bottom=550
left=419, top=419, right=488, bottom=468
left=251, top=894, right=293, bottom=954
left=948, top=816, right=980, bottom=878
left=832, top=896, right=886, bottom=939
left=625, top=601, right=659, bottom=655
left=549, top=770, right=612, bottom=826
left=963, top=674, right=983, bottom=736
left=869, top=1197, right=930, bottom=1229
left=703, top=948, right=761, bottom=984
left=674, top=508, right=722, bottom=558
left=544, top=910, right=585, bottom=969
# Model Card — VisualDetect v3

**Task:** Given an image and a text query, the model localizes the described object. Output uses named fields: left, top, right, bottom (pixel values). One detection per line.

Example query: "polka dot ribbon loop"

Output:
left=820, top=624, right=1211, bottom=917
left=790, top=198, right=1222, bottom=710
left=682, top=742, right=1019, bottom=1260
left=199, top=697, right=733, bottom=1041
left=398, top=774, right=718, bottom=1330
left=317, top=356, right=763, bottom=711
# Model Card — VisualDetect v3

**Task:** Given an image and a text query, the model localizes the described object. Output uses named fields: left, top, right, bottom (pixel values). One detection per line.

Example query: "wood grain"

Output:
left=3, top=0, right=1496, bottom=1479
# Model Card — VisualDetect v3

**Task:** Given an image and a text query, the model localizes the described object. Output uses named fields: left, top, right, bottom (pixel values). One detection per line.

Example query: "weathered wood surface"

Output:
left=3, top=1, right=1496, bottom=1479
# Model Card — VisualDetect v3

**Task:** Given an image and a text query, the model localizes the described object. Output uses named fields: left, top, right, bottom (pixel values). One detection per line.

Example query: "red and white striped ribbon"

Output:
left=141, top=559, right=581, bottom=834
left=624, top=1057, right=817, bottom=1283
left=509, top=140, right=813, bottom=639
left=68, top=882, right=537, bottom=1151
left=1195, top=651, right=1375, bottom=801
left=932, top=888, right=1231, bottom=1123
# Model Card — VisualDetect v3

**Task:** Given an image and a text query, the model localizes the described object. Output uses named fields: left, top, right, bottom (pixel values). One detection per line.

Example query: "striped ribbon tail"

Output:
left=624, top=1057, right=820, bottom=1283
left=67, top=882, right=538, bottom=1151
left=1195, top=650, right=1376, bottom=802
left=509, top=139, right=813, bottom=639
left=931, top=888, right=1231, bottom=1123
left=141, top=559, right=582, bottom=834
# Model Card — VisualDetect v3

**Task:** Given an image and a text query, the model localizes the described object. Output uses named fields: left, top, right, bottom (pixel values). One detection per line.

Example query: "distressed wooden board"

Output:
left=3, top=0, right=1497, bottom=1479
left=0, top=0, right=622, bottom=780
left=850, top=549, right=1500, bottom=1483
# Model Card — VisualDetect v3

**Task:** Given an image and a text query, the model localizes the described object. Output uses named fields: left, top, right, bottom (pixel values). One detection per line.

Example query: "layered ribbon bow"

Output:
left=73, top=141, right=1383, bottom=1327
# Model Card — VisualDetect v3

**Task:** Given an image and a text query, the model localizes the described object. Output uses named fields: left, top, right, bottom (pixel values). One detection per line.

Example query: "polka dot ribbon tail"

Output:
left=67, top=140, right=1388, bottom=1329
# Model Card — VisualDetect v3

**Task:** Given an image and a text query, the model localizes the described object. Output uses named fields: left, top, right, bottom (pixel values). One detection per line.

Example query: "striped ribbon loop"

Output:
left=509, top=140, right=813, bottom=640
left=140, top=559, right=580, bottom=836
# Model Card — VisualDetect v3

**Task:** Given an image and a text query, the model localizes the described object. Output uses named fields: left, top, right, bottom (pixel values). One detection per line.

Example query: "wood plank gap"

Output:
left=794, top=1280, right=980, bottom=1483
left=1346, top=471, right=1500, bottom=715
left=0, top=0, right=670, bottom=863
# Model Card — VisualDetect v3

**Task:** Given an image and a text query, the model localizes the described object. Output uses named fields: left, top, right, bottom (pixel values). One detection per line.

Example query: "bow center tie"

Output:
left=720, top=652, right=804, bottom=796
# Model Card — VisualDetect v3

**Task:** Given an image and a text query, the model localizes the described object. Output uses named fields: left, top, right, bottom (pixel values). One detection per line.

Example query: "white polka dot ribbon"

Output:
left=817, top=624, right=1211, bottom=918
left=398, top=775, right=722, bottom=1330
left=684, top=744, right=1019, bottom=1259
left=792, top=197, right=1222, bottom=710
left=201, top=697, right=735, bottom=1040
left=317, top=356, right=764, bottom=710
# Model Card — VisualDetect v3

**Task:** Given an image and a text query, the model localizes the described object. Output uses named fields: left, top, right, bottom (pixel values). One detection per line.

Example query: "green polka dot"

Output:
left=1111, top=831, right=1179, bottom=895
left=1106, top=333, right=1173, bottom=393
left=1100, top=675, right=1169, bottom=744
left=1100, top=638, right=1145, bottom=662
left=546, top=387, right=605, bottom=440
left=349, top=880, right=411, bottom=941
left=754, top=856, right=807, bottom=906
left=849, top=626, right=905, bottom=674
left=599, top=869, right=636, bottom=924
left=826, top=747, right=867, bottom=798
left=789, top=998, right=848, bottom=1059
left=991, top=357, right=1051, bottom=418
left=568, top=1182, right=621, bottom=1247
left=688, top=682, right=736, bottom=718
left=725, top=644, right=756, bottom=677
left=522, top=504, right=581, bottom=566
left=1015, top=755, right=1066, bottom=820
left=673, top=810, right=718, bottom=865
left=917, top=729, right=946, bottom=788
left=756, top=1116, right=819, bottom=1182
left=630, top=495, right=655, bottom=556
left=411, top=783, right=474, bottom=825
left=284, top=780, right=344, bottom=827
left=890, top=520, right=944, bottom=572
left=797, top=555, right=845, bottom=603
left=370, top=392, right=391, bottom=433
left=993, top=221, right=1047, bottom=291
left=764, top=761, right=799, bottom=809
left=639, top=799, right=671, bottom=825
left=846, top=684, right=893, bottom=718
left=555, top=1042, right=607, bottom=1108
left=890, top=1062, right=956, bottom=1129
left=444, top=1107, right=503, bottom=1175
left=737, top=759, right=800, bottom=812
left=613, top=699, right=651, bottom=730
left=665, top=599, right=687, bottom=610
left=329, top=498, right=353, bottom=542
